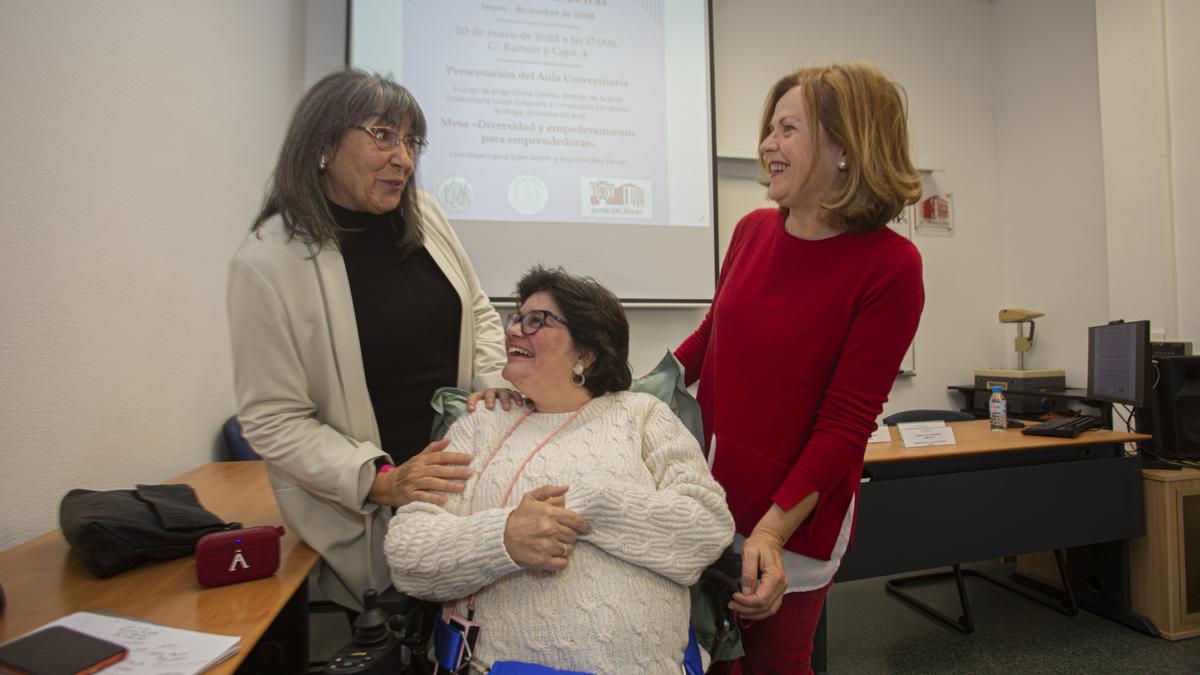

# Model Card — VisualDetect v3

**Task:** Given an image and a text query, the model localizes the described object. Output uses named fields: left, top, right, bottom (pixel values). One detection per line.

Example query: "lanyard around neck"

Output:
left=455, top=399, right=593, bottom=622
left=465, top=400, right=592, bottom=513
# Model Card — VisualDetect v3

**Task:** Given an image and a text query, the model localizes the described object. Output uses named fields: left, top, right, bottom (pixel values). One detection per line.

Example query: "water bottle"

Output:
left=989, top=385, right=1007, bottom=432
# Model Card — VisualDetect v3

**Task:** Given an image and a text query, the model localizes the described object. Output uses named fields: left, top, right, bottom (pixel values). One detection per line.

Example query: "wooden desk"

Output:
left=814, top=421, right=1150, bottom=672
left=0, top=462, right=319, bottom=674
left=862, top=419, right=1145, bottom=463
left=839, top=420, right=1148, bottom=581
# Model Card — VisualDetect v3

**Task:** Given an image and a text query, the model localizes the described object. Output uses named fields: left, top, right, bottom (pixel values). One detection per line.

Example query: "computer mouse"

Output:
left=1007, top=420, right=1025, bottom=429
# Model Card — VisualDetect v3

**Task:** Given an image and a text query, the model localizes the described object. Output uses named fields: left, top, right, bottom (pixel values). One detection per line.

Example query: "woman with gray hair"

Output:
left=227, top=69, right=510, bottom=610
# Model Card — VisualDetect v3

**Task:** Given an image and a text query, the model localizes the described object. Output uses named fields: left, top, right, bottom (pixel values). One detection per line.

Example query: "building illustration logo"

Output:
left=917, top=193, right=954, bottom=233
left=922, top=195, right=950, bottom=222
left=581, top=178, right=652, bottom=218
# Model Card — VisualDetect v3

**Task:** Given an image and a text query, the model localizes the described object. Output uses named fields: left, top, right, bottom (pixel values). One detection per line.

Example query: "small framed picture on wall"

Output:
left=916, top=193, right=954, bottom=234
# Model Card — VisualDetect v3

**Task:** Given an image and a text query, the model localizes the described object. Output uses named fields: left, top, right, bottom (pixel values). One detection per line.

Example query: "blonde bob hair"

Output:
left=759, top=62, right=921, bottom=232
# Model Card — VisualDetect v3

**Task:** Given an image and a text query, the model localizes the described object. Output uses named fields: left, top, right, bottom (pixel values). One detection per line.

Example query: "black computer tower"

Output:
left=1154, top=356, right=1200, bottom=458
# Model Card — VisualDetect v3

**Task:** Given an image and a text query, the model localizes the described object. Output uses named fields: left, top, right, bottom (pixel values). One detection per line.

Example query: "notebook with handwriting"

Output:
left=25, top=612, right=239, bottom=675
left=0, top=625, right=127, bottom=675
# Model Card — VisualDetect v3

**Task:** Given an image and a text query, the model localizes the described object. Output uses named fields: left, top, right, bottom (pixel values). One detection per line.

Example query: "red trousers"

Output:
left=708, top=584, right=831, bottom=675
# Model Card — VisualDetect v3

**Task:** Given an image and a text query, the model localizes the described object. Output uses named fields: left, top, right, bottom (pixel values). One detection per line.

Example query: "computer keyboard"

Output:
left=1020, top=416, right=1104, bottom=438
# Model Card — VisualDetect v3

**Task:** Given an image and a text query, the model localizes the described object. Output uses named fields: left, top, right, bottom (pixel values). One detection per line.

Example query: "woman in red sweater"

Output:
left=676, top=63, right=925, bottom=673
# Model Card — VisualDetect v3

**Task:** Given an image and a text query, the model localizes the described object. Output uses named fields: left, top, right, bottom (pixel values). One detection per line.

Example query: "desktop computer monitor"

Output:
left=1086, top=320, right=1150, bottom=408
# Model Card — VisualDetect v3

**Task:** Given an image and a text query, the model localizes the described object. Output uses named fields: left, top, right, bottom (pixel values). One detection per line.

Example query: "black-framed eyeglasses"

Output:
left=505, top=310, right=568, bottom=336
left=353, top=125, right=429, bottom=156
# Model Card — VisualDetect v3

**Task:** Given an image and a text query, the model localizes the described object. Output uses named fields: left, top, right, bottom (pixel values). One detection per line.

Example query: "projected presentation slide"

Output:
left=410, top=3, right=666, bottom=224
left=352, top=0, right=716, bottom=301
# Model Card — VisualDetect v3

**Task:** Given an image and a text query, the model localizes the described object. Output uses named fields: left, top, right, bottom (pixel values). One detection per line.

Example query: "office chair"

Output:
left=882, top=409, right=975, bottom=425
left=880, top=410, right=1079, bottom=634
left=219, top=416, right=358, bottom=672
left=218, top=416, right=346, bottom=672
left=222, top=416, right=261, bottom=461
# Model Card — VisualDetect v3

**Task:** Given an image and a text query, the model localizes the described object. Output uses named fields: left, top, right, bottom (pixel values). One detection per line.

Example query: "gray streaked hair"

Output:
left=252, top=69, right=428, bottom=252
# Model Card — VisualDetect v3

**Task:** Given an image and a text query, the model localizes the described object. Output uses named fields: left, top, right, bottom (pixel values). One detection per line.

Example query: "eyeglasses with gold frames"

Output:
left=353, top=125, right=429, bottom=156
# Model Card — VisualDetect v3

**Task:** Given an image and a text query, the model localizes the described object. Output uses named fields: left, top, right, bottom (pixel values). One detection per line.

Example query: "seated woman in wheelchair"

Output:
left=385, top=266, right=734, bottom=674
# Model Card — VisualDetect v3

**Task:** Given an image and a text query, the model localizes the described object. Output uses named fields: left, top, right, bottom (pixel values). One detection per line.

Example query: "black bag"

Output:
left=59, top=484, right=239, bottom=578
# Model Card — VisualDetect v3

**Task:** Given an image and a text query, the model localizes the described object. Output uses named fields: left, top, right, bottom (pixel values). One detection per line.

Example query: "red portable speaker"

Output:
left=195, top=525, right=285, bottom=588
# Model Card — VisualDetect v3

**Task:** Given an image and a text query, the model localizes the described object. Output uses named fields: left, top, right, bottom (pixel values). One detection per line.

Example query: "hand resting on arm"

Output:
left=368, top=438, right=473, bottom=507
left=466, top=388, right=526, bottom=412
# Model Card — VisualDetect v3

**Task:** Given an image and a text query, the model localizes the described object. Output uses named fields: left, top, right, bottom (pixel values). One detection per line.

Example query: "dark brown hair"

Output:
left=252, top=69, right=427, bottom=252
left=515, top=266, right=631, bottom=397
left=760, top=62, right=921, bottom=232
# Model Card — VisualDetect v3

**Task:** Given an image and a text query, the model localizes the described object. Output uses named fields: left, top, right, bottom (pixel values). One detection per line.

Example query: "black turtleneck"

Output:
left=330, top=202, right=461, bottom=464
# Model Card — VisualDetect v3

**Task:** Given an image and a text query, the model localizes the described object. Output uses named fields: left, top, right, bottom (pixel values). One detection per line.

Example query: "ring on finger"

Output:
left=561, top=542, right=569, bottom=557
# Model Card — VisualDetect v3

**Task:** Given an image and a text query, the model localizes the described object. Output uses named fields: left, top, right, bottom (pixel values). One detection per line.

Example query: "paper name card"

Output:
left=867, top=425, right=892, bottom=444
left=897, top=421, right=957, bottom=448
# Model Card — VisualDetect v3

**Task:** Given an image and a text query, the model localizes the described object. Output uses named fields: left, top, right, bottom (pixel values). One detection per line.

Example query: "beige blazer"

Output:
left=227, top=191, right=508, bottom=609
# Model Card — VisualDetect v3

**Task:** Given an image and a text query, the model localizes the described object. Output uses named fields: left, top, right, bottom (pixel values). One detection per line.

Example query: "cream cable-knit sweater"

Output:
left=384, top=391, right=734, bottom=674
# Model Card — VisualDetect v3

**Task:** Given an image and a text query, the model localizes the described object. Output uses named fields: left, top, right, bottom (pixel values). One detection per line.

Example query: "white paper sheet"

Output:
left=45, top=611, right=240, bottom=675
left=867, top=425, right=892, bottom=444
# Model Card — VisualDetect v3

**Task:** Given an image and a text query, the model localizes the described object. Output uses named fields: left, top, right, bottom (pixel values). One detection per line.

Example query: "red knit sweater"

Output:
left=676, top=208, right=924, bottom=560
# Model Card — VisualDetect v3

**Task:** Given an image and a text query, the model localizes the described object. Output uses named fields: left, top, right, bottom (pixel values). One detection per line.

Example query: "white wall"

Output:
left=1095, top=0, right=1198, bottom=347
left=1096, top=0, right=1177, bottom=341
left=1164, top=0, right=1200, bottom=345
left=992, top=0, right=1109, bottom=384
left=0, top=1, right=306, bottom=548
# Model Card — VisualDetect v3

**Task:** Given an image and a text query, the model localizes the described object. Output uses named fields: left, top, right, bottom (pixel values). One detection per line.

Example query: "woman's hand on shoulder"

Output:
left=466, top=388, right=525, bottom=412
left=731, top=529, right=789, bottom=620
left=368, top=439, right=473, bottom=508
left=503, top=485, right=592, bottom=572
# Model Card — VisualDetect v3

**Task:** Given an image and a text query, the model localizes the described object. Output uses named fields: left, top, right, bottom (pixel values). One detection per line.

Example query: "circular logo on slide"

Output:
left=434, top=176, right=473, bottom=213
left=507, top=175, right=549, bottom=216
